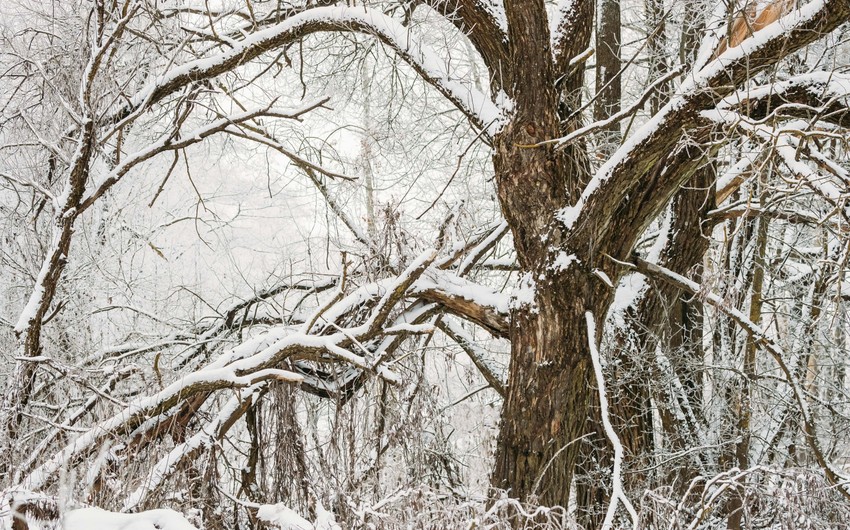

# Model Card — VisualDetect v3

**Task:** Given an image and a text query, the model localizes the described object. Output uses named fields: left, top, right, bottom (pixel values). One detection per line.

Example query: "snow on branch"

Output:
left=557, top=0, right=850, bottom=233
left=20, top=350, right=307, bottom=491
left=775, top=135, right=846, bottom=205
left=19, top=245, right=513, bottom=491
left=455, top=220, right=509, bottom=276
left=715, top=72, right=850, bottom=129
left=719, top=71, right=850, bottom=110
left=550, top=66, right=684, bottom=149
left=79, top=98, right=330, bottom=213
left=705, top=108, right=849, bottom=211
left=126, top=6, right=503, bottom=137
left=122, top=385, right=262, bottom=512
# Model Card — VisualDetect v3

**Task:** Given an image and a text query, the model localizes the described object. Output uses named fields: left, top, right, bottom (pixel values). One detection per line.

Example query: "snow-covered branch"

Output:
left=126, top=6, right=503, bottom=136
left=80, top=98, right=331, bottom=213
left=558, top=0, right=849, bottom=241
left=18, top=245, right=512, bottom=491
left=585, top=312, right=639, bottom=530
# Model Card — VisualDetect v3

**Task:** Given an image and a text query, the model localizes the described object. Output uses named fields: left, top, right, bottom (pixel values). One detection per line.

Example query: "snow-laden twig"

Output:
left=122, top=385, right=262, bottom=512
left=21, top=243, right=515, bottom=490
left=550, top=66, right=683, bottom=148
left=585, top=312, right=639, bottom=530
left=455, top=220, right=509, bottom=276
left=557, top=0, right=849, bottom=231
left=79, top=98, right=330, bottom=213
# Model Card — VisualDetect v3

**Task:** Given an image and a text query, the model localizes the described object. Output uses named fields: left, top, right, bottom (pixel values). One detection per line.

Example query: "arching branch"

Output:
left=126, top=6, right=502, bottom=136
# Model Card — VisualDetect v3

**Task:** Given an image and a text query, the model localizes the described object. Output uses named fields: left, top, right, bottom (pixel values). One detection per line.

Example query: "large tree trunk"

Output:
left=487, top=14, right=604, bottom=499
left=487, top=22, right=607, bottom=498
left=487, top=0, right=599, bottom=500
left=484, top=0, right=846, bottom=496
left=491, top=243, right=617, bottom=508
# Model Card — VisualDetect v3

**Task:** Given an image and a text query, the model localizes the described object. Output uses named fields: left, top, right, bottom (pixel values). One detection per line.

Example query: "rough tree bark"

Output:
left=489, top=0, right=599, bottom=509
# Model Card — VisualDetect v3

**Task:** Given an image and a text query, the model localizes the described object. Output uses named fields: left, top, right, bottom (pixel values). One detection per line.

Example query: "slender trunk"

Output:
left=727, top=212, right=769, bottom=530
left=595, top=0, right=621, bottom=154
left=645, top=0, right=670, bottom=115
left=360, top=57, right=377, bottom=242
left=2, top=120, right=95, bottom=480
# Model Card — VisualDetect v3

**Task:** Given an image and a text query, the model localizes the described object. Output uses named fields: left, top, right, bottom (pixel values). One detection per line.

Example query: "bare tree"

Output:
left=1, top=0, right=850, bottom=528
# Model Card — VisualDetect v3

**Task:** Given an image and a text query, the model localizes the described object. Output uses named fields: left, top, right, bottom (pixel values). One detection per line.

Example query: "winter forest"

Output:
left=1, top=0, right=850, bottom=528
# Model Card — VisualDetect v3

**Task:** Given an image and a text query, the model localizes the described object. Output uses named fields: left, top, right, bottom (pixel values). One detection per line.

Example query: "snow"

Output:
left=122, top=388, right=255, bottom=511
left=706, top=107, right=846, bottom=206
left=475, top=0, right=508, bottom=36
left=304, top=280, right=390, bottom=333
left=551, top=0, right=579, bottom=47
left=22, top=249, right=462, bottom=490
left=13, top=235, right=57, bottom=334
left=585, top=313, right=638, bottom=529
left=383, top=322, right=435, bottom=334
left=63, top=507, right=198, bottom=530
left=775, top=136, right=842, bottom=201
left=716, top=150, right=757, bottom=194
left=646, top=208, right=672, bottom=263
left=456, top=220, right=509, bottom=275
left=692, top=1, right=731, bottom=72
left=22, top=332, right=329, bottom=490
left=557, top=97, right=683, bottom=230
left=416, top=269, right=511, bottom=315
left=256, top=503, right=313, bottom=530
left=592, top=269, right=614, bottom=288
left=719, top=71, right=850, bottom=110
left=442, top=317, right=506, bottom=389
left=637, top=258, right=850, bottom=496
left=610, top=274, right=647, bottom=326
left=314, top=502, right=342, bottom=530
left=494, top=90, right=514, bottom=117
left=558, top=0, right=834, bottom=233
left=510, top=272, right=537, bottom=312
left=687, top=0, right=830, bottom=92
left=550, top=251, right=577, bottom=272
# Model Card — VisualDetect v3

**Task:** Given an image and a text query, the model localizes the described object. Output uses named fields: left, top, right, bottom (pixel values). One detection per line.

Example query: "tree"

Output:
left=2, top=0, right=850, bottom=528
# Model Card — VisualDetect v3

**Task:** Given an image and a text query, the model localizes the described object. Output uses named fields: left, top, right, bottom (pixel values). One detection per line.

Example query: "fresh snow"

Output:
left=550, top=251, right=577, bottom=272
left=586, top=313, right=639, bottom=529
left=558, top=0, right=832, bottom=232
left=475, top=0, right=508, bottom=36
left=610, top=274, right=648, bottom=326
left=719, top=71, right=850, bottom=110
left=510, top=272, right=537, bottom=312
left=63, top=507, right=199, bottom=530
left=256, top=502, right=314, bottom=530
